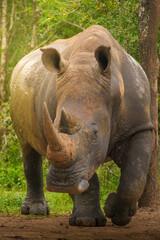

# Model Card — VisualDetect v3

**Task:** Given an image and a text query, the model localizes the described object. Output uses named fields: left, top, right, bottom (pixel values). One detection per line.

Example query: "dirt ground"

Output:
left=0, top=207, right=159, bottom=240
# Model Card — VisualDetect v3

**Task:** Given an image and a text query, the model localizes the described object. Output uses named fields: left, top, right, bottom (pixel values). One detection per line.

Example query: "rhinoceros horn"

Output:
left=59, top=107, right=81, bottom=134
left=43, top=102, right=66, bottom=152
left=43, top=102, right=76, bottom=166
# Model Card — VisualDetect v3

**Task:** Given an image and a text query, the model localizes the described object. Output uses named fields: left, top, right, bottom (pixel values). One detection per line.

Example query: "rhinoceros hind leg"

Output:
left=69, top=173, right=106, bottom=227
left=104, top=130, right=152, bottom=226
left=21, top=145, right=50, bottom=215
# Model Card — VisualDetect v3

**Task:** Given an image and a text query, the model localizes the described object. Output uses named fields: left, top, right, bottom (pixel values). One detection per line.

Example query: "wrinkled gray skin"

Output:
left=10, top=25, right=153, bottom=227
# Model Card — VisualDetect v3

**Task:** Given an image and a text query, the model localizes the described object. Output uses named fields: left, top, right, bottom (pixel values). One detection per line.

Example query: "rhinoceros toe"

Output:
left=69, top=214, right=106, bottom=227
left=21, top=198, right=50, bottom=215
left=104, top=192, right=137, bottom=226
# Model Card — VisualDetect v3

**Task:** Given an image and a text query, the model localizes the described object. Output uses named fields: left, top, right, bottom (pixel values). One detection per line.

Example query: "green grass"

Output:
left=45, top=191, right=73, bottom=215
left=0, top=191, right=24, bottom=214
left=0, top=190, right=73, bottom=215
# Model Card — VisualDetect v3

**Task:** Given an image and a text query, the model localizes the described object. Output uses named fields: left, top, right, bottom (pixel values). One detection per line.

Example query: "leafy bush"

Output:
left=0, top=102, right=25, bottom=190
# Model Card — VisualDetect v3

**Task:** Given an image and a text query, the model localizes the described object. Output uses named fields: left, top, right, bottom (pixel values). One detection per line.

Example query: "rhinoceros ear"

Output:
left=40, top=47, right=69, bottom=74
left=95, top=46, right=111, bottom=73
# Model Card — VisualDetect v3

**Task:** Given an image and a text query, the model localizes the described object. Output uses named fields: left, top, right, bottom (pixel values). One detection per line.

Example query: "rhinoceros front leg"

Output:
left=69, top=173, right=106, bottom=227
left=104, top=130, right=152, bottom=226
left=21, top=145, right=49, bottom=215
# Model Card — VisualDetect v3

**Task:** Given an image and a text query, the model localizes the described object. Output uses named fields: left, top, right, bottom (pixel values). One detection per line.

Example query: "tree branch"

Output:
left=62, top=20, right=84, bottom=30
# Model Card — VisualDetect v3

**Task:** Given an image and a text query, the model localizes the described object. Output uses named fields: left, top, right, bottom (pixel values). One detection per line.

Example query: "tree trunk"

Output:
left=138, top=0, right=160, bottom=207
left=30, top=1, right=39, bottom=49
left=0, top=0, right=8, bottom=102
left=9, top=0, right=15, bottom=32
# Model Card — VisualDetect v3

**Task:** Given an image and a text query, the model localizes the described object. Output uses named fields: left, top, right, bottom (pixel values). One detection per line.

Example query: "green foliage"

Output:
left=37, top=0, right=139, bottom=58
left=0, top=190, right=73, bottom=214
left=0, top=102, right=25, bottom=190
left=97, top=162, right=120, bottom=206
left=0, top=191, right=24, bottom=213
left=44, top=191, right=73, bottom=214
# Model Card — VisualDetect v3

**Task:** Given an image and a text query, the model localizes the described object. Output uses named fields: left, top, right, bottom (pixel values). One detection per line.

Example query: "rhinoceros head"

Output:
left=40, top=45, right=111, bottom=194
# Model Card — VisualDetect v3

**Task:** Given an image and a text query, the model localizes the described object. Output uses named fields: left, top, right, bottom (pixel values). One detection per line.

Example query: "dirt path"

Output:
left=0, top=207, right=159, bottom=240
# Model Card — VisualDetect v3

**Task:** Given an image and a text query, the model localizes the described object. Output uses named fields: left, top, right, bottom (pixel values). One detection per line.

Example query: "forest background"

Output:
left=0, top=0, right=159, bottom=214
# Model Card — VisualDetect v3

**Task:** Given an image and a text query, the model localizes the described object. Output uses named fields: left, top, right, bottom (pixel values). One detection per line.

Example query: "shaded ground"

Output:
left=0, top=207, right=159, bottom=240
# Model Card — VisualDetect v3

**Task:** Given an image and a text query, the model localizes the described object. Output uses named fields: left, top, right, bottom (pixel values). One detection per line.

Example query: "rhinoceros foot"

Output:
left=104, top=192, right=137, bottom=226
left=69, top=173, right=106, bottom=227
left=69, top=212, right=106, bottom=227
left=21, top=197, right=50, bottom=215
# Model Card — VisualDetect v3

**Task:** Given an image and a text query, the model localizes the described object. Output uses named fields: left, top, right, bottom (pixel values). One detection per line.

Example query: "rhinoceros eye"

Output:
left=90, top=124, right=98, bottom=142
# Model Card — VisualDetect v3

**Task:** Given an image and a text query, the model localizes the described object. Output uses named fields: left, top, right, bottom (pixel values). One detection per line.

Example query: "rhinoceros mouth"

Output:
left=45, top=164, right=89, bottom=194
left=45, top=181, right=89, bottom=194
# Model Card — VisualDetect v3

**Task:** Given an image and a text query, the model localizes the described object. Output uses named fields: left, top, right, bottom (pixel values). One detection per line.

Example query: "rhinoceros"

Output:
left=10, top=25, right=153, bottom=227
